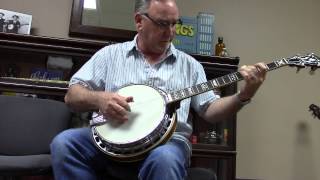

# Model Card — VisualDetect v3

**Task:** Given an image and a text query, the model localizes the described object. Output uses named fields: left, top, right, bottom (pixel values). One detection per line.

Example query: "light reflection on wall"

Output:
left=84, top=0, right=97, bottom=9
left=82, top=0, right=135, bottom=31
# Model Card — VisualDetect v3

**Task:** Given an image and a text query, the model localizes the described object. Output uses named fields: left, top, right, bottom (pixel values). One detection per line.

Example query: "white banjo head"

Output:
left=95, top=84, right=167, bottom=144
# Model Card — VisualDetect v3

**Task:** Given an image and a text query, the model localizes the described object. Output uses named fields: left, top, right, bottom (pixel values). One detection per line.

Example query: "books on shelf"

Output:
left=30, top=68, right=64, bottom=81
left=0, top=77, right=69, bottom=89
left=0, top=76, right=69, bottom=97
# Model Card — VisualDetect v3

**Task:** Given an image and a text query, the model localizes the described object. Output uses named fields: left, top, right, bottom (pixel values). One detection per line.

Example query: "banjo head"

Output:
left=95, top=84, right=166, bottom=144
left=92, top=84, right=176, bottom=161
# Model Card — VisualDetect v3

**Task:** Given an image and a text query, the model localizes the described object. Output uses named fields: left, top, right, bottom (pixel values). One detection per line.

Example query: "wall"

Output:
left=1, top=0, right=320, bottom=180
left=82, top=0, right=136, bottom=31
left=0, top=0, right=73, bottom=38
left=180, top=1, right=320, bottom=180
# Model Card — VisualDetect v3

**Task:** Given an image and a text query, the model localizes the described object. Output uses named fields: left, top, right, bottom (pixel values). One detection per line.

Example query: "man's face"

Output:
left=137, top=0, right=180, bottom=54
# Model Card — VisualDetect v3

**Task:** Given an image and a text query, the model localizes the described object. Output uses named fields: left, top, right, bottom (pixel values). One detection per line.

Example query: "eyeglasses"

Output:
left=142, top=13, right=182, bottom=29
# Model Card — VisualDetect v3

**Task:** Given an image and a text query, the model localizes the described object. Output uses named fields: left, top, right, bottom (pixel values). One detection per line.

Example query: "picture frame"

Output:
left=0, top=9, right=32, bottom=35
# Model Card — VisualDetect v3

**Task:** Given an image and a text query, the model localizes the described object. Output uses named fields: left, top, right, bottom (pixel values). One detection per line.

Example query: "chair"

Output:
left=0, top=95, right=215, bottom=180
left=0, top=95, right=71, bottom=178
left=102, top=167, right=216, bottom=180
left=187, top=167, right=217, bottom=180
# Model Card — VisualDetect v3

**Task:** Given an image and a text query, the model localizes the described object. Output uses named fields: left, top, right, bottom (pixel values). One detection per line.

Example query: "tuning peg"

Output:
left=296, top=67, right=302, bottom=73
left=309, top=67, right=317, bottom=74
left=309, top=70, right=315, bottom=75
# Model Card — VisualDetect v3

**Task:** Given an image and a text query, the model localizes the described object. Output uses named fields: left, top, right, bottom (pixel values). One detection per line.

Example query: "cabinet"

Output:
left=0, top=33, right=239, bottom=180
left=190, top=55, right=238, bottom=180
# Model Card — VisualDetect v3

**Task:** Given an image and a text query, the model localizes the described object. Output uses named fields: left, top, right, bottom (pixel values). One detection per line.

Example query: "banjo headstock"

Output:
left=286, top=53, right=320, bottom=73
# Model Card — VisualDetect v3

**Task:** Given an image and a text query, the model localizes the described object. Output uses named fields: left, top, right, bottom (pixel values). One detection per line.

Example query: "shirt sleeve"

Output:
left=69, top=47, right=108, bottom=91
left=190, top=62, right=220, bottom=116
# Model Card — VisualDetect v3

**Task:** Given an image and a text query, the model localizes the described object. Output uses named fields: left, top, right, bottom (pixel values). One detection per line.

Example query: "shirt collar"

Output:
left=127, top=35, right=178, bottom=61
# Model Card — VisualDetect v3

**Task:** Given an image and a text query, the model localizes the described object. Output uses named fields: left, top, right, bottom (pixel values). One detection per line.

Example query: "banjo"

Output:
left=91, top=53, right=320, bottom=162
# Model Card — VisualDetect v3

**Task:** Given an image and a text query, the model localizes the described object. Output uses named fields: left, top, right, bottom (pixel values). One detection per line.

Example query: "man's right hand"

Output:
left=97, top=92, right=134, bottom=123
left=65, top=85, right=134, bottom=123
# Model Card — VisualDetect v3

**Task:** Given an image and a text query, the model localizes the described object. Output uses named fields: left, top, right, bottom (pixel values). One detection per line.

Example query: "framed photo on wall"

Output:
left=0, top=9, right=32, bottom=35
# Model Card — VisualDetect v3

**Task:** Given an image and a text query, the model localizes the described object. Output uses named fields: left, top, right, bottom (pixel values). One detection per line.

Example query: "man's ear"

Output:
left=135, top=13, right=143, bottom=32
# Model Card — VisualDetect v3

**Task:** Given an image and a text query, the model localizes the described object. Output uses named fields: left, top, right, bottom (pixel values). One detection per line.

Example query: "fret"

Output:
left=212, top=79, right=218, bottom=87
left=222, top=75, right=231, bottom=84
left=194, top=84, right=200, bottom=94
left=220, top=76, right=226, bottom=84
left=178, top=91, right=183, bottom=99
left=171, top=92, right=174, bottom=100
left=179, top=90, right=186, bottom=98
left=200, top=83, right=209, bottom=92
left=172, top=91, right=179, bottom=101
left=229, top=73, right=238, bottom=82
left=277, top=59, right=287, bottom=66
left=184, top=88, right=191, bottom=97
left=267, top=62, right=278, bottom=70
left=216, top=78, right=224, bottom=86
left=207, top=80, right=214, bottom=89
left=235, top=72, right=243, bottom=80
left=187, top=87, right=194, bottom=96
left=267, top=58, right=288, bottom=71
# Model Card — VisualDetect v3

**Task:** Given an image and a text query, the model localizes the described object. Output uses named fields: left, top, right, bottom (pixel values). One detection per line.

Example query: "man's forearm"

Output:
left=203, top=93, right=246, bottom=123
left=64, top=84, right=102, bottom=112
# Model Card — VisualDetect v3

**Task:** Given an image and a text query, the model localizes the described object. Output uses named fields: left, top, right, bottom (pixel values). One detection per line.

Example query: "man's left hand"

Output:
left=238, top=62, right=267, bottom=101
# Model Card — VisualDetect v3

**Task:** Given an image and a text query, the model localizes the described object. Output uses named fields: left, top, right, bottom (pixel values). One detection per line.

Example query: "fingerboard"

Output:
left=167, top=58, right=288, bottom=103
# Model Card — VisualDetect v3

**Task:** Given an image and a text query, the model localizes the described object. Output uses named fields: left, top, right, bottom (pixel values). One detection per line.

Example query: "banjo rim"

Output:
left=91, top=84, right=177, bottom=162
left=92, top=112, right=177, bottom=162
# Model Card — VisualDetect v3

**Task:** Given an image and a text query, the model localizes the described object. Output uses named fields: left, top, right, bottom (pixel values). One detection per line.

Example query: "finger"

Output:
left=248, top=65, right=258, bottom=73
left=112, top=103, right=129, bottom=117
left=240, top=65, right=262, bottom=83
left=240, top=65, right=248, bottom=71
left=255, top=63, right=268, bottom=73
left=107, top=108, right=128, bottom=122
left=125, top=96, right=134, bottom=111
left=241, top=65, right=256, bottom=74
left=126, top=96, right=134, bottom=103
left=243, top=66, right=257, bottom=80
left=117, top=100, right=131, bottom=112
left=257, top=62, right=268, bottom=71
left=117, top=96, right=133, bottom=111
left=255, top=63, right=267, bottom=80
left=239, top=64, right=248, bottom=75
left=112, top=112, right=128, bottom=122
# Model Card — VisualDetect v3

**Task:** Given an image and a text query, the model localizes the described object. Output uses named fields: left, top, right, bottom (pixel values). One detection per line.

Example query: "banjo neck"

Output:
left=167, top=53, right=320, bottom=104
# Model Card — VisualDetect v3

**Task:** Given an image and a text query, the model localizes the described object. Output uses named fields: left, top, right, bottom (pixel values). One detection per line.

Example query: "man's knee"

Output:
left=50, top=130, right=71, bottom=161
left=146, top=143, right=187, bottom=170
left=139, top=145, right=187, bottom=179
left=152, top=147, right=180, bottom=164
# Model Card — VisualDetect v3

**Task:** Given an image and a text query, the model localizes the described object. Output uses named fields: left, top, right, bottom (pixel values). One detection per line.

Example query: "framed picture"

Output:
left=0, top=9, right=32, bottom=35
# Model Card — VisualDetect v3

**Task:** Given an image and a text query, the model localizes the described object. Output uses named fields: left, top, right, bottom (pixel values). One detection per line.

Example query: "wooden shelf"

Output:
left=0, top=77, right=68, bottom=96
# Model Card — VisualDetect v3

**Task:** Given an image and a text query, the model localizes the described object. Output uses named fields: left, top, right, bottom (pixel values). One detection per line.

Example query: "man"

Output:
left=50, top=0, right=267, bottom=179
left=0, top=12, right=5, bottom=32
left=5, top=15, right=20, bottom=34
